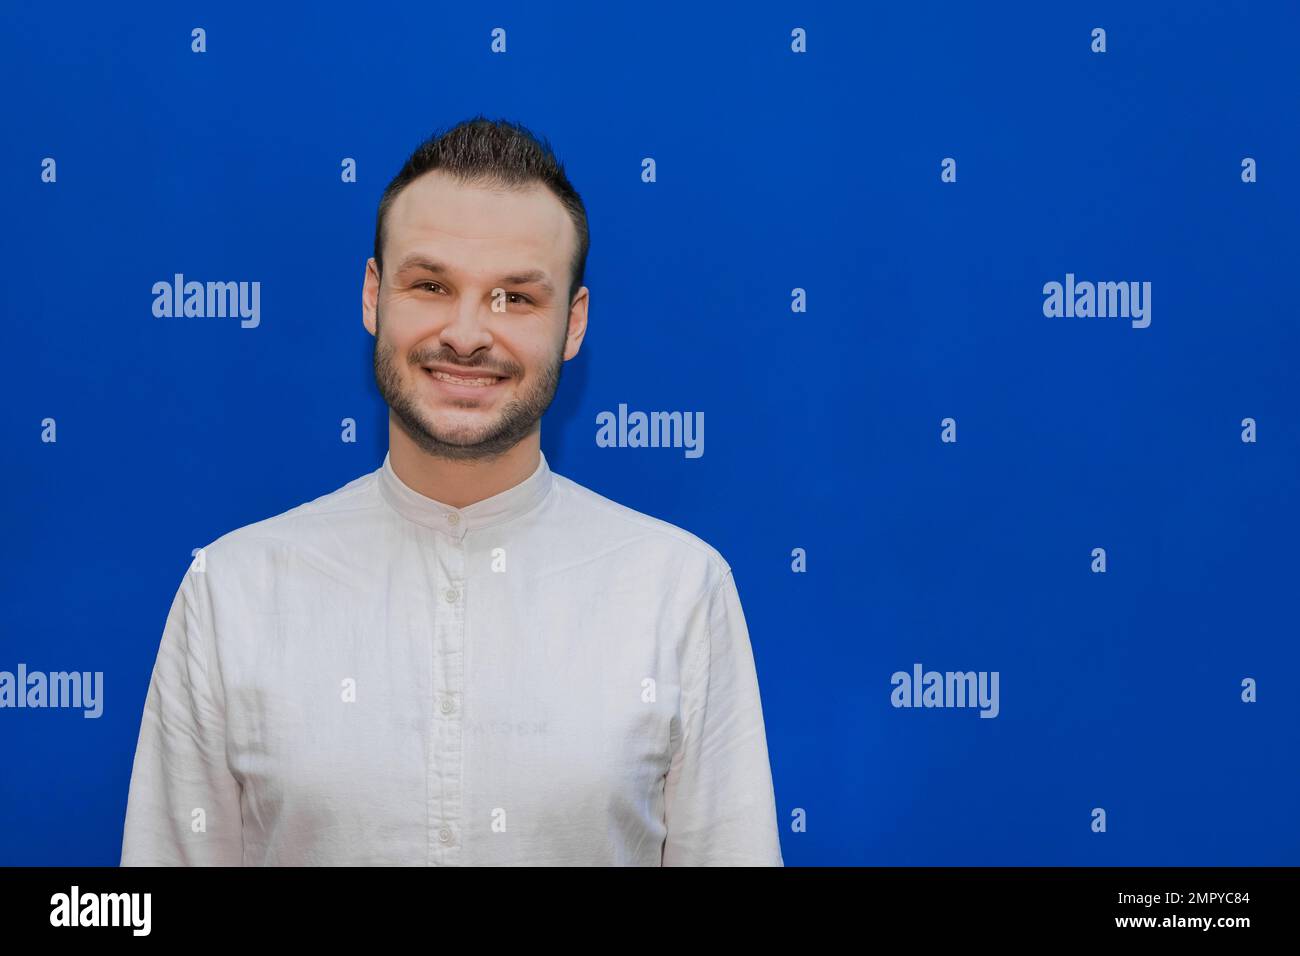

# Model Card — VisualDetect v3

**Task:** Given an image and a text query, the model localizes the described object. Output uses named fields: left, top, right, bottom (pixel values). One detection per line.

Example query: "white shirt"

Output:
left=120, top=450, right=783, bottom=866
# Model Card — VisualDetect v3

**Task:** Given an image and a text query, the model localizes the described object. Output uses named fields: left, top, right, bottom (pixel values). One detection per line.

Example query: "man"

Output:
left=120, top=116, right=783, bottom=866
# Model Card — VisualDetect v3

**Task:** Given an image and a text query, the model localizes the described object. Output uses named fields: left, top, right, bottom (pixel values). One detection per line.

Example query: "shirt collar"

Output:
left=376, top=448, right=554, bottom=539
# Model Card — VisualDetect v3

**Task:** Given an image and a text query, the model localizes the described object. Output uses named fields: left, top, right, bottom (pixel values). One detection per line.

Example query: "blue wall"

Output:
left=2, top=0, right=1297, bottom=865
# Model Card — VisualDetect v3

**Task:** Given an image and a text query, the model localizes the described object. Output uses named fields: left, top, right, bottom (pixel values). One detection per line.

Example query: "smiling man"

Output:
left=120, top=116, right=783, bottom=867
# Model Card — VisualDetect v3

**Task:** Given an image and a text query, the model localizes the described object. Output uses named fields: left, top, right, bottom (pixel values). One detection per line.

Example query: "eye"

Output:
left=415, top=281, right=445, bottom=294
left=506, top=292, right=532, bottom=305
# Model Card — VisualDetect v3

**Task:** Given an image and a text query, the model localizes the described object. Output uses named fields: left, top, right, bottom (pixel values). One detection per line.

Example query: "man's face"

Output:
left=363, top=170, right=587, bottom=462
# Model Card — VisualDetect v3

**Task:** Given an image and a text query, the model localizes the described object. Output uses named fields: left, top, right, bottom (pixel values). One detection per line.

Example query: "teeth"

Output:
left=428, top=369, right=500, bottom=386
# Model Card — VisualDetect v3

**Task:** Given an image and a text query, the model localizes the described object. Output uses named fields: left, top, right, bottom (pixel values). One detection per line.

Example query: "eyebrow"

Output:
left=393, top=256, right=555, bottom=296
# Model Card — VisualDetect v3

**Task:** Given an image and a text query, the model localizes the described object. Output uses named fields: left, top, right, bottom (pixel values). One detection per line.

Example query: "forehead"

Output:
left=385, top=170, right=573, bottom=284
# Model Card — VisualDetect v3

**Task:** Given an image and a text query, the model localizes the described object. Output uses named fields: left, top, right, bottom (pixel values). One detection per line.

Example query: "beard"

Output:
left=371, top=301, right=567, bottom=463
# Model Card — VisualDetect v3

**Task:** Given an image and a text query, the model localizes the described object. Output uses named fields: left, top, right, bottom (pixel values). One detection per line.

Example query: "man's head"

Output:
left=364, top=117, right=590, bottom=462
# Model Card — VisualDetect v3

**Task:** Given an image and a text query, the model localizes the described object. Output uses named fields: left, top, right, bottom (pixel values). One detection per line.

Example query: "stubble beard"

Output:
left=371, top=301, right=567, bottom=463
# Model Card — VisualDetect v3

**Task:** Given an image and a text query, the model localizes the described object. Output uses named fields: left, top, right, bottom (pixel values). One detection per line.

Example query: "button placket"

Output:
left=429, top=520, right=466, bottom=865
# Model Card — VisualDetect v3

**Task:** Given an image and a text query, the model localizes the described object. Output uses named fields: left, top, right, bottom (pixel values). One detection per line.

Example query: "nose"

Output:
left=438, top=295, right=496, bottom=355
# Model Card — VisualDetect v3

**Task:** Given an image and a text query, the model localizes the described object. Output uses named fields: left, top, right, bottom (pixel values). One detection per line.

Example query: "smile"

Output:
left=422, top=367, right=509, bottom=394
left=427, top=369, right=502, bottom=386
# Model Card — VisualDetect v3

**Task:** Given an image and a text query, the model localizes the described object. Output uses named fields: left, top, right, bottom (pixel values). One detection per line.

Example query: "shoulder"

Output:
left=548, top=471, right=733, bottom=589
left=194, top=465, right=383, bottom=575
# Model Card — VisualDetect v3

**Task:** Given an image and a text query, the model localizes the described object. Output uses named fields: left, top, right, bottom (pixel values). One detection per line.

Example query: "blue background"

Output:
left=2, top=1, right=1296, bottom=865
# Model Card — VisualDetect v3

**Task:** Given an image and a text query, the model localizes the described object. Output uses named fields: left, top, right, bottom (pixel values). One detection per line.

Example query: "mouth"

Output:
left=421, top=366, right=509, bottom=396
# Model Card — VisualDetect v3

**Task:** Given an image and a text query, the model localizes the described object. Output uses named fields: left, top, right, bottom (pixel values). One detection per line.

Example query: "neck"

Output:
left=387, top=419, right=541, bottom=510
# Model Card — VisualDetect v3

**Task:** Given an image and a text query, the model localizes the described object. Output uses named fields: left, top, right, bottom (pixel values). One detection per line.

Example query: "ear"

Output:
left=562, top=286, right=589, bottom=360
left=362, top=258, right=380, bottom=336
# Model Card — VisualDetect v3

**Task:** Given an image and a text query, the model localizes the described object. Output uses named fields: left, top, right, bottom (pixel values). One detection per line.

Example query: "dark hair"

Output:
left=373, top=116, right=589, bottom=303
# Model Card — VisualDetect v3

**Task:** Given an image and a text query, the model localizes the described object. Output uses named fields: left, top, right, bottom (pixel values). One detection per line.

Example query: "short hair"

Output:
left=373, top=116, right=589, bottom=303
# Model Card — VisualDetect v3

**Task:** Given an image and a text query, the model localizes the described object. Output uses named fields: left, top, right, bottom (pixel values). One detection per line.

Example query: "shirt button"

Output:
left=447, top=513, right=459, bottom=525
left=444, top=588, right=459, bottom=603
left=438, top=827, right=453, bottom=843
left=440, top=697, right=455, bottom=714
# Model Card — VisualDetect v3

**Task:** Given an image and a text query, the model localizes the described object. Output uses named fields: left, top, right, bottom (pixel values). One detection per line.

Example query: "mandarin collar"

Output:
left=377, top=449, right=554, bottom=539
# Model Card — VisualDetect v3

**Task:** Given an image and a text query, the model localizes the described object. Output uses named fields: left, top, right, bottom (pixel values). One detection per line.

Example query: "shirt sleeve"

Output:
left=120, top=566, right=244, bottom=866
left=661, top=566, right=783, bottom=866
